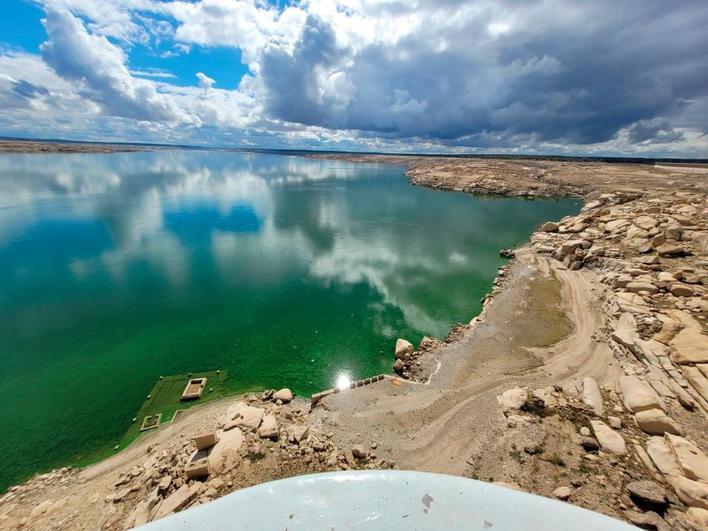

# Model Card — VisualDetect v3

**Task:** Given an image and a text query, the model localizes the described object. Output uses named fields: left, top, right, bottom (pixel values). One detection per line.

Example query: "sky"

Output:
left=0, top=0, right=707, bottom=156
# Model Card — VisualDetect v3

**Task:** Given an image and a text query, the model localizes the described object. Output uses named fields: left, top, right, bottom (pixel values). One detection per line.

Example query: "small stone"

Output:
left=273, top=388, right=293, bottom=403
left=351, top=445, right=367, bottom=459
left=552, top=486, right=572, bottom=500
left=580, top=427, right=591, bottom=436
left=580, top=437, right=600, bottom=452
left=634, top=409, right=683, bottom=436
left=524, top=443, right=541, bottom=455
left=608, top=416, right=622, bottom=429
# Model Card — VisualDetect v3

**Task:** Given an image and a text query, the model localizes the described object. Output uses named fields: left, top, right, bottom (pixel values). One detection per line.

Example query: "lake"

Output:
left=0, top=150, right=580, bottom=490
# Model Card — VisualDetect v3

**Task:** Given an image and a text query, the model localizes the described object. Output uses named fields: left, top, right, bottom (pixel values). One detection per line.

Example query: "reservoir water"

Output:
left=0, top=150, right=580, bottom=490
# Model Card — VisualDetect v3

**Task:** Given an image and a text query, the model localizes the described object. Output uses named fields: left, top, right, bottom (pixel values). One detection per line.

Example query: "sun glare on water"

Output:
left=336, top=374, right=351, bottom=391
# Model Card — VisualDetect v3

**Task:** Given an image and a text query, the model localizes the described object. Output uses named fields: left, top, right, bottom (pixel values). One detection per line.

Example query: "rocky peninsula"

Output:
left=1, top=156, right=707, bottom=530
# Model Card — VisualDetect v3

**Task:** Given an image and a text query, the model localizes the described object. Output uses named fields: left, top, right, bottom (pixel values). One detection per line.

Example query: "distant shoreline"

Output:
left=1, top=138, right=707, bottom=166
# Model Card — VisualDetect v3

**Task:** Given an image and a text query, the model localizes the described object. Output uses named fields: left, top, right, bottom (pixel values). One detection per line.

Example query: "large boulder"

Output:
left=611, top=313, right=638, bottom=350
left=625, top=480, right=668, bottom=512
left=497, top=387, right=528, bottom=415
left=665, top=434, right=708, bottom=484
left=634, top=409, right=683, bottom=436
left=671, top=327, right=708, bottom=365
left=225, top=402, right=265, bottom=431
left=590, top=420, right=627, bottom=456
left=582, top=377, right=604, bottom=417
left=646, top=437, right=681, bottom=477
left=685, top=508, right=708, bottom=530
left=669, top=476, right=708, bottom=509
left=394, top=339, right=414, bottom=360
left=154, top=484, right=199, bottom=520
left=208, top=427, right=245, bottom=473
left=619, top=375, right=664, bottom=413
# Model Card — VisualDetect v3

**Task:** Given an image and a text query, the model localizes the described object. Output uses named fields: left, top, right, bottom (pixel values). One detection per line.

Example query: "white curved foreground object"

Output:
left=141, top=470, right=637, bottom=530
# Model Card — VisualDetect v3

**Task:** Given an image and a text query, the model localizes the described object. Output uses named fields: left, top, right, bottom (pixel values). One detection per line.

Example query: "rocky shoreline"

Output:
left=0, top=157, right=706, bottom=530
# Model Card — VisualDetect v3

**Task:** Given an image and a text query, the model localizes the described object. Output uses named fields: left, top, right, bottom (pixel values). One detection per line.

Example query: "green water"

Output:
left=0, top=150, right=580, bottom=490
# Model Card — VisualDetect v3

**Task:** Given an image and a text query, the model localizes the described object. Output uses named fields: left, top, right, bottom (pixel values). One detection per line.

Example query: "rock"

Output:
left=580, top=427, right=591, bottom=436
left=626, top=480, right=668, bottom=512
left=524, top=443, right=541, bottom=455
left=185, top=452, right=210, bottom=479
left=683, top=366, right=708, bottom=403
left=671, top=327, right=708, bottom=365
left=669, top=476, right=708, bottom=510
left=394, top=338, right=414, bottom=360
left=626, top=282, right=659, bottom=295
left=646, top=437, right=681, bottom=477
left=685, top=507, right=708, bottom=530
left=351, top=445, right=367, bottom=459
left=670, top=284, right=695, bottom=297
left=665, top=434, right=708, bottom=484
left=287, top=425, right=309, bottom=443
left=582, top=377, right=605, bottom=417
left=693, top=233, right=708, bottom=255
left=497, top=387, right=528, bottom=414
left=624, top=510, right=668, bottom=531
left=208, top=427, right=245, bottom=473
left=590, top=420, right=627, bottom=456
left=257, top=415, right=279, bottom=439
left=194, top=432, right=219, bottom=451
left=499, top=248, right=515, bottom=258
left=273, top=388, right=293, bottom=403
left=635, top=409, right=683, bottom=436
left=619, top=375, right=664, bottom=413
left=493, top=481, right=522, bottom=491
left=157, top=476, right=172, bottom=491
left=154, top=484, right=199, bottom=520
left=552, top=486, right=572, bottom=500
left=612, top=313, right=638, bottom=349
left=608, top=416, right=622, bottom=429
left=540, top=221, right=559, bottom=232
left=580, top=437, right=600, bottom=452
left=225, top=402, right=265, bottom=431
left=655, top=243, right=689, bottom=257
left=393, top=359, right=405, bottom=374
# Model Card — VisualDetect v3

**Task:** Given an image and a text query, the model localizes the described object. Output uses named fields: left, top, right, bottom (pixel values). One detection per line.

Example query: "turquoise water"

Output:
left=0, top=151, right=580, bottom=490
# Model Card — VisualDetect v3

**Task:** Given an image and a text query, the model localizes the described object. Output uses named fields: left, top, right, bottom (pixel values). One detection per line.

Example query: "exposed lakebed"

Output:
left=0, top=150, right=580, bottom=490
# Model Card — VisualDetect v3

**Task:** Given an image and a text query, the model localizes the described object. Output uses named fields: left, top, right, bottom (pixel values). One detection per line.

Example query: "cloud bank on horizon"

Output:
left=0, top=0, right=707, bottom=156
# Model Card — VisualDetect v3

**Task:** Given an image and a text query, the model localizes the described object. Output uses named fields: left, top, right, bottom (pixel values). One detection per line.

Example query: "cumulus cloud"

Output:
left=40, top=7, right=193, bottom=124
left=0, top=0, right=705, bottom=155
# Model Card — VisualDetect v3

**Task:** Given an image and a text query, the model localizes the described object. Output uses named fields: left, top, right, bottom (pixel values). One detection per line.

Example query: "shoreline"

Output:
left=1, top=156, right=707, bottom=530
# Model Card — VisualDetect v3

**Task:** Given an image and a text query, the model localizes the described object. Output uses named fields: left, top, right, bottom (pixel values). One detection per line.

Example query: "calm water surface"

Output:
left=0, top=151, right=580, bottom=489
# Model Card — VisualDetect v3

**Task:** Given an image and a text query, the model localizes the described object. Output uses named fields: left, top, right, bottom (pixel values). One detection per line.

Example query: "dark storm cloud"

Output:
left=257, top=1, right=708, bottom=146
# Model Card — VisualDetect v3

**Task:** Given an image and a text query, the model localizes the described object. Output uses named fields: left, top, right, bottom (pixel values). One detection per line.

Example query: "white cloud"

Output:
left=0, top=0, right=705, bottom=155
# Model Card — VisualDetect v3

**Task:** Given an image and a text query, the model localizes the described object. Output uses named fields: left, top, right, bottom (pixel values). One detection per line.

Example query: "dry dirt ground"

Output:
left=1, top=155, right=707, bottom=530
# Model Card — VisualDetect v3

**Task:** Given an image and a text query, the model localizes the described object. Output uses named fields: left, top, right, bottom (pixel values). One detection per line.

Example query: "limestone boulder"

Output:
left=497, top=387, right=528, bottom=415
left=669, top=476, right=708, bottom=510
left=611, top=313, right=638, bottom=350
left=394, top=338, right=414, bottom=360
left=619, top=375, right=664, bottom=413
left=693, top=233, right=708, bottom=255
left=665, top=434, right=708, bottom=484
left=671, top=327, right=708, bottom=365
left=634, top=409, right=683, bottom=436
left=625, top=480, right=668, bottom=512
left=582, top=377, right=604, bottom=417
left=590, top=420, right=627, bottom=456
left=683, top=366, right=708, bottom=402
left=685, top=507, right=708, bottom=530
left=200, top=427, right=245, bottom=475
left=225, top=402, right=265, bottom=431
left=646, top=437, right=682, bottom=477
left=154, top=484, right=199, bottom=520
left=540, top=221, right=559, bottom=232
